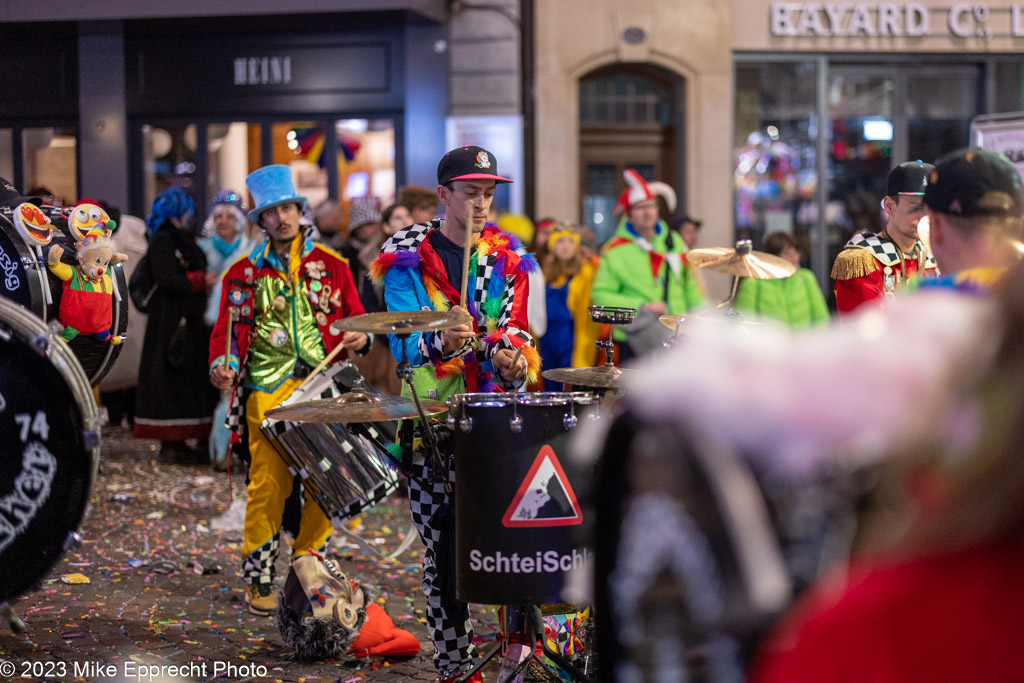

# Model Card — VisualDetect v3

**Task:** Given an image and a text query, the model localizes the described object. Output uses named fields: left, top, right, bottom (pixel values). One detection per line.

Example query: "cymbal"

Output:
left=542, top=365, right=635, bottom=389
left=687, top=245, right=796, bottom=279
left=659, top=312, right=764, bottom=330
left=266, top=391, right=448, bottom=423
left=331, top=310, right=473, bottom=335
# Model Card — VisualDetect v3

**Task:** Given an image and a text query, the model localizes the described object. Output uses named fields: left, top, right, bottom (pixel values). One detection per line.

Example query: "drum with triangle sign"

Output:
left=448, top=392, right=599, bottom=605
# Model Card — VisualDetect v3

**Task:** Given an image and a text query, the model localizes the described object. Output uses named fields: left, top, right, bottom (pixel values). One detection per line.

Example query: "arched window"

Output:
left=579, top=64, right=684, bottom=244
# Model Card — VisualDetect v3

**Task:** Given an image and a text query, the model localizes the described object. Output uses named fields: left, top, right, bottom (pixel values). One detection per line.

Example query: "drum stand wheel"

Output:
left=0, top=602, right=27, bottom=634
left=457, top=605, right=594, bottom=683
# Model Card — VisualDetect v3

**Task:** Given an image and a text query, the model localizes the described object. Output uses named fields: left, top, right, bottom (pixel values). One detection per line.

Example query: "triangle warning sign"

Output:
left=502, top=445, right=583, bottom=528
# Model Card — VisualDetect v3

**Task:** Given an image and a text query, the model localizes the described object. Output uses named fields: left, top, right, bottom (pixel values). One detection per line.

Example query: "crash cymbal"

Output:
left=687, top=241, right=796, bottom=280
left=266, top=391, right=448, bottom=423
left=541, top=365, right=636, bottom=389
left=331, top=310, right=473, bottom=335
left=659, top=311, right=764, bottom=330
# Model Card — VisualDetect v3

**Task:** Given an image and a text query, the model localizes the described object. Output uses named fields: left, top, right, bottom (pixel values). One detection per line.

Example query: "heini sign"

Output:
left=770, top=3, right=1024, bottom=38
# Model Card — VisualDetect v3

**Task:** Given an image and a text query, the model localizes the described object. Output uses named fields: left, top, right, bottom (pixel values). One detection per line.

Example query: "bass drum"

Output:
left=0, top=297, right=101, bottom=601
left=0, top=206, right=128, bottom=387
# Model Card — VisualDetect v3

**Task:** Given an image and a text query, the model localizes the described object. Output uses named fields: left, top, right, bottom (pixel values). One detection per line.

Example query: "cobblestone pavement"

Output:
left=0, top=425, right=508, bottom=683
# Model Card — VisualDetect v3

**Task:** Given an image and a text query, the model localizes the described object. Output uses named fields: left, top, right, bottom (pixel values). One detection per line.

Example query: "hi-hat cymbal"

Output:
left=331, top=310, right=473, bottom=335
left=687, top=245, right=796, bottom=279
left=542, top=365, right=635, bottom=389
left=266, top=391, right=448, bottom=423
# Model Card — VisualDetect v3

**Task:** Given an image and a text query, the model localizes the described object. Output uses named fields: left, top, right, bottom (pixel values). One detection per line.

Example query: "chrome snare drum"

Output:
left=260, top=363, right=400, bottom=525
left=448, top=391, right=600, bottom=605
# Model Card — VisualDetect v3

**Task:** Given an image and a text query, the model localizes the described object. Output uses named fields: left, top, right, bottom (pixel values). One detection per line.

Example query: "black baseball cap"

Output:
left=437, top=146, right=513, bottom=186
left=0, top=177, right=42, bottom=208
left=923, top=149, right=1024, bottom=218
left=886, top=161, right=934, bottom=197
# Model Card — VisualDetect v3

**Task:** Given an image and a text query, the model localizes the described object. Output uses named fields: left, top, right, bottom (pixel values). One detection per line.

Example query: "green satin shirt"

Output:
left=244, top=272, right=326, bottom=392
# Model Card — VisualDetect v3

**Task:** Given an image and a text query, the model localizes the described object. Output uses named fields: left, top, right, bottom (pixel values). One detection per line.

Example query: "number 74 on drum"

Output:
left=13, top=411, right=49, bottom=442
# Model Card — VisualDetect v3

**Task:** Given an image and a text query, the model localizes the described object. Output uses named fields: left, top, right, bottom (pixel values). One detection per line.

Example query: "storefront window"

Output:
left=207, top=122, right=260, bottom=215
left=23, top=127, right=76, bottom=206
left=335, top=118, right=396, bottom=207
left=906, top=66, right=978, bottom=163
left=733, top=61, right=818, bottom=262
left=996, top=62, right=1024, bottom=114
left=142, top=123, right=197, bottom=214
left=272, top=121, right=328, bottom=219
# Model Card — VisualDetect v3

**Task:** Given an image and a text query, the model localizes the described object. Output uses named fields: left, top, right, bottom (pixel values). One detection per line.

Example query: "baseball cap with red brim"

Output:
left=437, top=146, right=513, bottom=186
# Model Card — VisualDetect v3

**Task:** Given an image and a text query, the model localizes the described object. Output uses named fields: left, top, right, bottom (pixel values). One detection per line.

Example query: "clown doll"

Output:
left=539, top=222, right=599, bottom=389
left=47, top=227, right=126, bottom=344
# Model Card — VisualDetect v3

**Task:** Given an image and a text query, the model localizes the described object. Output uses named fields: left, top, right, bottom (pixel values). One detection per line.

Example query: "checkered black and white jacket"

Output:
left=371, top=220, right=539, bottom=393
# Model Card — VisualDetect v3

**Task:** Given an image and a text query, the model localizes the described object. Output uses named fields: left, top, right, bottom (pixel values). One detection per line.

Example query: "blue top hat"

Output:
left=245, top=164, right=307, bottom=224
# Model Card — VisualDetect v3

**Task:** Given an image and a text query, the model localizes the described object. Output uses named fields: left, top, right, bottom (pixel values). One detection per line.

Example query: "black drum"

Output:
left=0, top=205, right=128, bottom=387
left=0, top=297, right=100, bottom=601
left=449, top=392, right=600, bottom=605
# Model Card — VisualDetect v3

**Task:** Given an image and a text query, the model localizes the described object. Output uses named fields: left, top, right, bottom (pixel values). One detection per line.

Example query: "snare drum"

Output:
left=0, top=297, right=101, bottom=601
left=0, top=206, right=128, bottom=386
left=260, top=363, right=400, bottom=525
left=449, top=391, right=600, bottom=605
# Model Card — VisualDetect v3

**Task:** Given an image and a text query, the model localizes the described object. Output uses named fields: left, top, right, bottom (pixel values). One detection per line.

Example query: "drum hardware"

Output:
left=587, top=306, right=635, bottom=371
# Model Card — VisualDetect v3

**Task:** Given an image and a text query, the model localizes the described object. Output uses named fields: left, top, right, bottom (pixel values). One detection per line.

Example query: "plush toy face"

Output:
left=13, top=202, right=53, bottom=246
left=76, top=244, right=114, bottom=280
left=69, top=203, right=111, bottom=242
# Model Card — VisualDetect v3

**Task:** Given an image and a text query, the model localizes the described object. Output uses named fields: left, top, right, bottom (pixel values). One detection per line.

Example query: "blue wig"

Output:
left=146, top=187, right=195, bottom=233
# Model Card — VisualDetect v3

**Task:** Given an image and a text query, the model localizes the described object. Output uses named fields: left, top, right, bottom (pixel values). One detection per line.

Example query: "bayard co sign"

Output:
left=771, top=3, right=1024, bottom=39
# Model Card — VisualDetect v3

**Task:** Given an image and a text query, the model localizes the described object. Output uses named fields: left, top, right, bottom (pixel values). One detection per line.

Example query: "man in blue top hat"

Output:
left=208, top=164, right=371, bottom=615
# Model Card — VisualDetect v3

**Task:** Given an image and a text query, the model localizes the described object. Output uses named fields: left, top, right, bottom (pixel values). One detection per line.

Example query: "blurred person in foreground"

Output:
left=208, top=165, right=370, bottom=615
left=733, top=231, right=830, bottom=328
left=134, top=187, right=218, bottom=464
left=752, top=150, right=1024, bottom=681
left=920, top=148, right=1024, bottom=293
left=752, top=260, right=1024, bottom=681
left=832, top=161, right=938, bottom=318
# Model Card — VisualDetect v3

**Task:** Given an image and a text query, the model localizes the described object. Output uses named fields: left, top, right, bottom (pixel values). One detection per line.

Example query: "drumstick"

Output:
left=502, top=332, right=524, bottom=367
left=459, top=199, right=475, bottom=307
left=222, top=308, right=236, bottom=394
left=297, top=335, right=349, bottom=393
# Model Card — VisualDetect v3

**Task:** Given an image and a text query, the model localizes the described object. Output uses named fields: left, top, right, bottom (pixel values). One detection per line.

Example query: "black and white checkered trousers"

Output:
left=408, top=452, right=476, bottom=676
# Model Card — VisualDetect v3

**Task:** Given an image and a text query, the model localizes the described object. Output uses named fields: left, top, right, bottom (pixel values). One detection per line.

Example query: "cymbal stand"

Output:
left=394, top=328, right=450, bottom=492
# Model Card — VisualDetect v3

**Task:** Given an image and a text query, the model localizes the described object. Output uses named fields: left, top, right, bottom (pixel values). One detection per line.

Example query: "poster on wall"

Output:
left=445, top=115, right=524, bottom=215
left=971, top=112, right=1024, bottom=180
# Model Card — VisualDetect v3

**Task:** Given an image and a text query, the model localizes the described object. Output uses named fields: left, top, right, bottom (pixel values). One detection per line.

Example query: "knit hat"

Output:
left=246, top=165, right=307, bottom=224
left=924, top=149, right=1024, bottom=218
left=613, top=169, right=677, bottom=216
left=145, top=187, right=194, bottom=233
left=77, top=227, right=114, bottom=254
left=348, top=196, right=381, bottom=230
